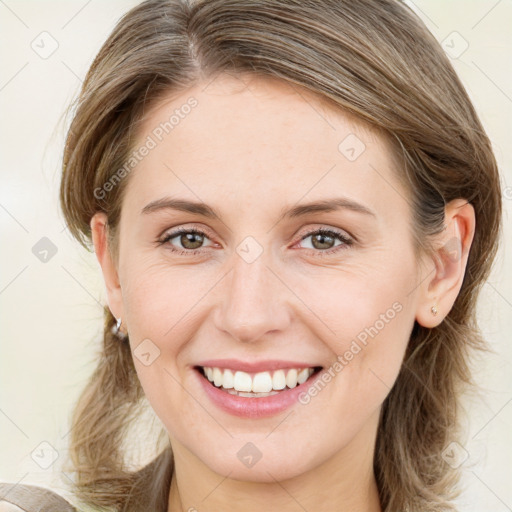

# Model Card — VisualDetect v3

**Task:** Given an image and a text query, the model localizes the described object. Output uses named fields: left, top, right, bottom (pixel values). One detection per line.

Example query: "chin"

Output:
left=206, top=453, right=314, bottom=483
left=186, top=433, right=321, bottom=483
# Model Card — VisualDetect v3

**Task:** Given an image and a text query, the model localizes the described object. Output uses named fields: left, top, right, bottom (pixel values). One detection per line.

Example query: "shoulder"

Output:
left=0, top=482, right=77, bottom=511
left=0, top=504, right=24, bottom=512
left=0, top=504, right=26, bottom=512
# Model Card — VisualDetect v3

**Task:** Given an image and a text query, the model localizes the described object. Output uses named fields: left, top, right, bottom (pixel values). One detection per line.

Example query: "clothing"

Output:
left=0, top=482, right=77, bottom=511
left=0, top=448, right=174, bottom=512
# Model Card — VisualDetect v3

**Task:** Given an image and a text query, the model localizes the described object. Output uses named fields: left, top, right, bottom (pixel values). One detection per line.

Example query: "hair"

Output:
left=59, top=0, right=503, bottom=511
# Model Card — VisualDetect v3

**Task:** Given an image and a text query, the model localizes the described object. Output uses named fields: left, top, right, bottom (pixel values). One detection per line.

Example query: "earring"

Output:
left=112, top=317, right=128, bottom=339
left=431, top=304, right=438, bottom=316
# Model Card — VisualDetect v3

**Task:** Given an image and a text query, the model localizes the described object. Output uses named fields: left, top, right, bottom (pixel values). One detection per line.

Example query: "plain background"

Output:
left=0, top=0, right=511, bottom=510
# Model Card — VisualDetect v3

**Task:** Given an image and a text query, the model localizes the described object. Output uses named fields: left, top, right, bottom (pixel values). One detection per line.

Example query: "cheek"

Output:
left=292, top=256, right=414, bottom=352
left=121, top=256, right=205, bottom=340
left=120, top=260, right=213, bottom=420
left=121, top=236, right=417, bottom=420
left=336, top=300, right=413, bottom=404
left=296, top=252, right=417, bottom=410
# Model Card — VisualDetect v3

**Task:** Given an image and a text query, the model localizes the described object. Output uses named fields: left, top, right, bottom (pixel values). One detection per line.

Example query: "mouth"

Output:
left=194, top=365, right=323, bottom=398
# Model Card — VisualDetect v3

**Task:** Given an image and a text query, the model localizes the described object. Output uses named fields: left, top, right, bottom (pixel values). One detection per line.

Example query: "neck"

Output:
left=167, top=411, right=382, bottom=512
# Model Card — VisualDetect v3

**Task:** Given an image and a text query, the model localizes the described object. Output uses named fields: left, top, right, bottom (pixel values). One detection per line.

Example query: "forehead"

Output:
left=123, top=73, right=408, bottom=222
left=138, top=73, right=382, bottom=157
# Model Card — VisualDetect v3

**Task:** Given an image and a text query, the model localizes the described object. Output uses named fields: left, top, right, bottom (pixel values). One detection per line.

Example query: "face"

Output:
left=102, top=73, right=424, bottom=481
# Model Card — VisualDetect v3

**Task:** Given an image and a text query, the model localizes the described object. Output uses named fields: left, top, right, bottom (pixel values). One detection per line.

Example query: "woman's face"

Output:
left=102, top=73, right=426, bottom=481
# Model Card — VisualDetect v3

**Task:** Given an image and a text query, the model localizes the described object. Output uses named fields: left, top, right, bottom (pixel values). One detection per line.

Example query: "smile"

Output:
left=199, top=366, right=321, bottom=397
left=193, top=363, right=324, bottom=418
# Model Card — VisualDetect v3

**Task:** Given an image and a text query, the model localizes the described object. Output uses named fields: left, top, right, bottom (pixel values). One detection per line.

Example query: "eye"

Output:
left=157, top=226, right=354, bottom=257
left=158, top=227, right=215, bottom=255
left=296, top=228, right=353, bottom=256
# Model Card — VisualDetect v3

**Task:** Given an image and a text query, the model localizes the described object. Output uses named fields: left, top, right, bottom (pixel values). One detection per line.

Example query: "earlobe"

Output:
left=90, top=212, right=124, bottom=321
left=415, top=199, right=475, bottom=328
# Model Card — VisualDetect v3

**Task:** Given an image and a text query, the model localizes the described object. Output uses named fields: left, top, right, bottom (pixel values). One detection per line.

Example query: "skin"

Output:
left=90, top=73, right=475, bottom=512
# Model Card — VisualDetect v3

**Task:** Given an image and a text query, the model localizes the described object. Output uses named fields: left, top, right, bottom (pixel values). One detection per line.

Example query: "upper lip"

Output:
left=194, top=359, right=323, bottom=373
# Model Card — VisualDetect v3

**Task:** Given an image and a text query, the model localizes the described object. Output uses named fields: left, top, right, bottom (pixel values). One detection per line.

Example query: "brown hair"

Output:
left=59, top=0, right=503, bottom=510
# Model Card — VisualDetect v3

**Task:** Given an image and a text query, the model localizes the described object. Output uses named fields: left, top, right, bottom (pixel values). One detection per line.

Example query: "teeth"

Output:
left=213, top=367, right=223, bottom=387
left=223, top=369, right=234, bottom=389
left=252, top=371, right=273, bottom=392
left=272, top=370, right=286, bottom=390
left=226, top=389, right=280, bottom=398
left=297, top=368, right=310, bottom=384
left=233, top=371, right=252, bottom=392
left=286, top=369, right=298, bottom=388
left=201, top=366, right=316, bottom=393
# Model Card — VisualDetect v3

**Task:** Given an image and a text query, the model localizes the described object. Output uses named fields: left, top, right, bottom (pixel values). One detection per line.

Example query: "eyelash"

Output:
left=157, top=226, right=354, bottom=258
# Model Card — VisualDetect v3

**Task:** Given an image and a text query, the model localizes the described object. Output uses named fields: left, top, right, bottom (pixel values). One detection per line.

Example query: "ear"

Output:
left=415, top=199, right=476, bottom=328
left=90, top=212, right=124, bottom=324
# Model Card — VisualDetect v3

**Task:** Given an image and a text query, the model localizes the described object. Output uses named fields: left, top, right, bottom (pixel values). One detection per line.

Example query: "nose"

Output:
left=213, top=253, right=291, bottom=344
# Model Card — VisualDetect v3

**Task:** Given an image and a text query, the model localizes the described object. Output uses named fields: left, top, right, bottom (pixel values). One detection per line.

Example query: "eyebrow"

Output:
left=140, top=196, right=376, bottom=219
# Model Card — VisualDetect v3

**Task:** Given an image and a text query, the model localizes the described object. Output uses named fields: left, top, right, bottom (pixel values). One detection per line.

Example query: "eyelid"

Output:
left=158, top=223, right=355, bottom=256
left=159, top=222, right=215, bottom=238
left=296, top=224, right=353, bottom=242
left=158, top=225, right=216, bottom=251
left=292, top=226, right=354, bottom=254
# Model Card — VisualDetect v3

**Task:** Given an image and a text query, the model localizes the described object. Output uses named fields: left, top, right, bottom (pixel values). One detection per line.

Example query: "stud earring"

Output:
left=431, top=304, right=438, bottom=316
left=112, top=317, right=128, bottom=339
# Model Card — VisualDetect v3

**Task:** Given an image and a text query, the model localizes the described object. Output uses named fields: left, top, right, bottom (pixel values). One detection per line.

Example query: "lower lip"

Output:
left=194, top=367, right=323, bottom=418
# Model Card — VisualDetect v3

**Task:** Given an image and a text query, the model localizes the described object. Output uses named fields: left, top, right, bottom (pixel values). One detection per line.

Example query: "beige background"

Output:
left=0, top=1, right=511, bottom=510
